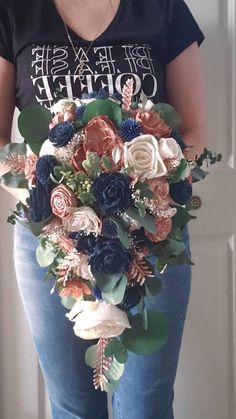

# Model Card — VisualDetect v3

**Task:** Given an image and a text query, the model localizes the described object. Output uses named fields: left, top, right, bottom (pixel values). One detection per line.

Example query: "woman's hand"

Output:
left=166, top=41, right=208, bottom=160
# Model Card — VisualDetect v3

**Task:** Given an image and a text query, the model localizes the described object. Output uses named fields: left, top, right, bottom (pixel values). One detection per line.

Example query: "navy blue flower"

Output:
left=91, top=172, right=132, bottom=215
left=69, top=232, right=97, bottom=254
left=49, top=121, right=75, bottom=147
left=119, top=119, right=141, bottom=142
left=170, top=180, right=192, bottom=205
left=118, top=285, right=144, bottom=310
left=89, top=237, right=132, bottom=276
left=35, top=155, right=58, bottom=187
left=92, top=285, right=103, bottom=301
left=101, top=218, right=118, bottom=239
left=131, top=227, right=150, bottom=249
left=75, top=105, right=86, bottom=120
left=27, top=182, right=52, bottom=223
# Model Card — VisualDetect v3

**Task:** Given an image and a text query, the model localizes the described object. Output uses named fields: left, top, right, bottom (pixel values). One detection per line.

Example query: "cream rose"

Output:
left=124, top=134, right=167, bottom=181
left=51, top=98, right=77, bottom=115
left=158, top=138, right=184, bottom=160
left=67, top=300, right=131, bottom=339
left=63, top=206, right=102, bottom=235
left=39, top=139, right=56, bottom=157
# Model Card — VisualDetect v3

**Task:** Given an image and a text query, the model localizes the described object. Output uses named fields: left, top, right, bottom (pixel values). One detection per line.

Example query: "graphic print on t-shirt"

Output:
left=31, top=43, right=163, bottom=108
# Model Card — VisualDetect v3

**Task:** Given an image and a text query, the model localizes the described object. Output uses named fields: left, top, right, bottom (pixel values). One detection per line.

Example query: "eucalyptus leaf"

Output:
left=0, top=172, right=28, bottom=188
left=85, top=344, right=97, bottom=368
left=126, top=207, right=156, bottom=233
left=61, top=296, right=76, bottom=310
left=105, top=358, right=124, bottom=381
left=120, top=310, right=169, bottom=355
left=172, top=206, right=196, bottom=229
left=108, top=216, right=130, bottom=249
left=153, top=103, right=181, bottom=129
left=0, top=143, right=27, bottom=163
left=36, top=242, right=56, bottom=267
left=18, top=105, right=51, bottom=154
left=83, top=99, right=122, bottom=126
left=145, top=276, right=163, bottom=296
left=102, top=274, right=128, bottom=305
left=95, top=273, right=122, bottom=293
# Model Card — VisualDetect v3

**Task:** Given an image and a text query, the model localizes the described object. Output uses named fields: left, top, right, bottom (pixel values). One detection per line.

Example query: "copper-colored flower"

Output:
left=145, top=216, right=172, bottom=242
left=24, top=154, right=38, bottom=185
left=147, top=176, right=170, bottom=210
left=57, top=236, right=76, bottom=253
left=135, top=109, right=171, bottom=138
left=83, top=116, right=123, bottom=160
left=59, top=278, right=91, bottom=300
left=71, top=143, right=87, bottom=172
left=51, top=184, right=78, bottom=219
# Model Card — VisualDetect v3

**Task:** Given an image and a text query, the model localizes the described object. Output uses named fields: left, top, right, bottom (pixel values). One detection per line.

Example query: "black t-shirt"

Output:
left=0, top=0, right=205, bottom=110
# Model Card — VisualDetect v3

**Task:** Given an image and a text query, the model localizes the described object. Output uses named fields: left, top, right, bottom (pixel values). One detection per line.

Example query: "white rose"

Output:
left=67, top=300, right=131, bottom=339
left=74, top=253, right=94, bottom=281
left=63, top=206, right=102, bottom=235
left=51, top=98, right=77, bottom=115
left=39, top=139, right=56, bottom=157
left=124, top=134, right=167, bottom=182
left=158, top=138, right=184, bottom=160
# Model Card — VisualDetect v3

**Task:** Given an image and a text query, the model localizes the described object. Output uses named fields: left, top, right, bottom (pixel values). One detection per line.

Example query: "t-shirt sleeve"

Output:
left=0, top=2, right=14, bottom=63
left=165, top=0, right=205, bottom=64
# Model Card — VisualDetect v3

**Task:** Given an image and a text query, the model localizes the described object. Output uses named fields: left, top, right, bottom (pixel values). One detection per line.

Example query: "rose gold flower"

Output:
left=51, top=184, right=78, bottom=219
left=59, top=278, right=91, bottom=301
left=49, top=112, right=64, bottom=129
left=57, top=236, right=76, bottom=253
left=147, top=176, right=171, bottom=210
left=84, top=116, right=124, bottom=161
left=145, top=216, right=172, bottom=242
left=71, top=143, right=87, bottom=172
left=24, top=154, right=38, bottom=185
left=135, top=109, right=171, bottom=138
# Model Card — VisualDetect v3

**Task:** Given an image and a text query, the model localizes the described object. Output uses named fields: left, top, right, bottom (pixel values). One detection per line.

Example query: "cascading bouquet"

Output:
left=0, top=79, right=221, bottom=392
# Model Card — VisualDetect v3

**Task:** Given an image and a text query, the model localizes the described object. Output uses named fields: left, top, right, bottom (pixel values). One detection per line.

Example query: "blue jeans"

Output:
left=14, top=223, right=191, bottom=419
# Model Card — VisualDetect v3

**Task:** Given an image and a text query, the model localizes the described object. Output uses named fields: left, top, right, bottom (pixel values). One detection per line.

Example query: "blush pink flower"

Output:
left=134, top=109, right=171, bottom=139
left=147, top=176, right=171, bottom=210
left=51, top=184, right=78, bottom=219
left=57, top=236, right=76, bottom=254
left=83, top=116, right=124, bottom=161
left=59, top=279, right=91, bottom=301
left=24, top=154, right=38, bottom=185
left=145, top=216, right=172, bottom=242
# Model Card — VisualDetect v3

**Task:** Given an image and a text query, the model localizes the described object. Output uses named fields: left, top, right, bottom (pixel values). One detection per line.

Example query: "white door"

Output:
left=0, top=1, right=235, bottom=418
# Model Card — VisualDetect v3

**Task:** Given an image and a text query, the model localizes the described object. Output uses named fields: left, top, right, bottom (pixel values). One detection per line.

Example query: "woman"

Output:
left=0, top=0, right=207, bottom=418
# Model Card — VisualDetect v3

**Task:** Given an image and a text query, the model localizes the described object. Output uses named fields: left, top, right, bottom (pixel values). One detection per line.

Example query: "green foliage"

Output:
left=145, top=276, right=163, bottom=297
left=83, top=99, right=122, bottom=126
left=104, top=338, right=128, bottom=364
left=120, top=310, right=169, bottom=355
left=0, top=172, right=28, bottom=188
left=153, top=103, right=181, bottom=130
left=18, top=105, right=51, bottom=154
left=0, top=143, right=27, bottom=163
left=82, top=152, right=101, bottom=179
left=85, top=344, right=97, bottom=368
left=190, top=167, right=209, bottom=183
left=168, top=159, right=188, bottom=184
left=16, top=214, right=53, bottom=236
left=172, top=206, right=196, bottom=229
left=108, top=215, right=130, bottom=249
left=36, top=240, right=57, bottom=267
left=195, top=148, right=222, bottom=167
left=99, top=274, right=128, bottom=305
left=126, top=206, right=156, bottom=233
left=61, top=296, right=76, bottom=310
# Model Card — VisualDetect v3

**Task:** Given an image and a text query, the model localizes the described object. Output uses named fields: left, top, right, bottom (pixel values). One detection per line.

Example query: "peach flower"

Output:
left=145, top=216, right=172, bottom=242
left=147, top=176, right=171, bottom=210
left=24, top=154, right=38, bottom=185
left=59, top=279, right=91, bottom=301
left=63, top=206, right=102, bottom=235
left=135, top=109, right=171, bottom=138
left=51, top=184, right=78, bottom=219
left=71, top=143, right=87, bottom=172
left=67, top=300, right=131, bottom=340
left=83, top=116, right=123, bottom=160
left=57, top=236, right=76, bottom=253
